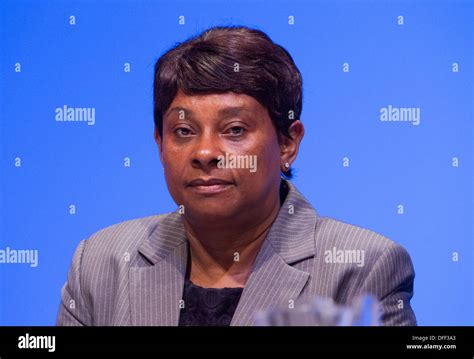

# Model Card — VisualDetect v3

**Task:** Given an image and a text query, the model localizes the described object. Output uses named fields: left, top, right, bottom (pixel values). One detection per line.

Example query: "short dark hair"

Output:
left=153, top=26, right=303, bottom=178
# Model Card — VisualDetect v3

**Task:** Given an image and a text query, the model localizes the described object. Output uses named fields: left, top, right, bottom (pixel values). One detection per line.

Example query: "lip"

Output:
left=187, top=178, right=234, bottom=195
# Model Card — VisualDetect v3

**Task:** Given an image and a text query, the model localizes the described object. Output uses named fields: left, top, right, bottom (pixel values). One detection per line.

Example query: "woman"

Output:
left=57, top=26, right=416, bottom=326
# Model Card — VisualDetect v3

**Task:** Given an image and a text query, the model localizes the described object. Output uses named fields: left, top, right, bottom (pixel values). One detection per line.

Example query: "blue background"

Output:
left=0, top=0, right=472, bottom=325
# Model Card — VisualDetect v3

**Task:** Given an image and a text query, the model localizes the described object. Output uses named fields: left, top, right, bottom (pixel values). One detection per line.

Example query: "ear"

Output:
left=279, top=120, right=305, bottom=171
left=154, top=126, right=164, bottom=164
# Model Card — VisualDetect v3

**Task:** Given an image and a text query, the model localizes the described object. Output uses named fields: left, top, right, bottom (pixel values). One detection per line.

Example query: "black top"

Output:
left=178, top=278, right=244, bottom=326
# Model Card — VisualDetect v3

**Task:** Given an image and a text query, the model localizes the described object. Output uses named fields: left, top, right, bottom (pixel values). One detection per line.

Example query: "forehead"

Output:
left=165, top=90, right=266, bottom=118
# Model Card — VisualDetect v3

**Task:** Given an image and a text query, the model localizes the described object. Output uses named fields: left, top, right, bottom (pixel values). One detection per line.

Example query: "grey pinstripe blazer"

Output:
left=56, top=180, right=416, bottom=326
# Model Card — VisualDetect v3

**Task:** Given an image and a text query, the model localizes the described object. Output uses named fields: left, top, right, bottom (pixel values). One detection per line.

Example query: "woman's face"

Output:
left=156, top=90, right=283, bottom=227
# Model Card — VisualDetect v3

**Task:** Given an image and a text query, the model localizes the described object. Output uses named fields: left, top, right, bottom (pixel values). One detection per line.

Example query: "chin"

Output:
left=185, top=204, right=242, bottom=223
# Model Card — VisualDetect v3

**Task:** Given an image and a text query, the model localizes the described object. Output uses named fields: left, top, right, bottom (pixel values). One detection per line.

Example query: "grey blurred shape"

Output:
left=254, top=294, right=381, bottom=326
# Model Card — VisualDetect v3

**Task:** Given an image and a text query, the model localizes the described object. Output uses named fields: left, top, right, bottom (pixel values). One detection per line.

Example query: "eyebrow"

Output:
left=164, top=106, right=253, bottom=120
left=164, top=107, right=193, bottom=119
left=217, top=106, right=253, bottom=118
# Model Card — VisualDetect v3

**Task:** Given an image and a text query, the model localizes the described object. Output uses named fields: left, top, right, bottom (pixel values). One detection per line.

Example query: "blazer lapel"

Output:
left=230, top=238, right=310, bottom=326
left=231, top=181, right=318, bottom=326
left=130, top=212, right=188, bottom=326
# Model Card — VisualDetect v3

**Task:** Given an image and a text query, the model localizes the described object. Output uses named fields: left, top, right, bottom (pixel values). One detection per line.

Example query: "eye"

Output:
left=226, top=126, right=246, bottom=137
left=174, top=127, right=193, bottom=137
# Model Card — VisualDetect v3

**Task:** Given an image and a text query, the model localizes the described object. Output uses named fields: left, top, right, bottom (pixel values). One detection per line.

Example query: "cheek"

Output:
left=251, top=134, right=281, bottom=172
left=261, top=141, right=281, bottom=167
left=233, top=134, right=281, bottom=186
left=161, top=143, right=189, bottom=191
left=161, top=145, right=188, bottom=204
left=162, top=139, right=185, bottom=169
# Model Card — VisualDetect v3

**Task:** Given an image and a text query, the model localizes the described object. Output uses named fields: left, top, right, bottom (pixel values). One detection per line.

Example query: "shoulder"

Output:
left=311, top=216, right=414, bottom=280
left=79, top=213, right=172, bottom=266
left=314, top=216, right=406, bottom=257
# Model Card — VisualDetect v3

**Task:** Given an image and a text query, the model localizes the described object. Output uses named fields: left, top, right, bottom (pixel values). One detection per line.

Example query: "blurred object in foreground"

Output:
left=255, top=294, right=381, bottom=326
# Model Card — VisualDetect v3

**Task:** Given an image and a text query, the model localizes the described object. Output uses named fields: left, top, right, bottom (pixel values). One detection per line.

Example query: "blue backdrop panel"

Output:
left=0, top=0, right=472, bottom=325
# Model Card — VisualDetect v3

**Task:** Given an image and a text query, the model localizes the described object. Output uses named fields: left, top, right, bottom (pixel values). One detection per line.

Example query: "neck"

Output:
left=183, top=194, right=281, bottom=288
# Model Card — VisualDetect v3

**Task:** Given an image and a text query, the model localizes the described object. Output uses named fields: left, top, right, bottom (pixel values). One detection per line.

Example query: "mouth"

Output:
left=187, top=178, right=235, bottom=195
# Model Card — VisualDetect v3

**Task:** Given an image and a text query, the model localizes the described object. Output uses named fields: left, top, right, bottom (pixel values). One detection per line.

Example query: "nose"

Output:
left=190, top=131, right=222, bottom=172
